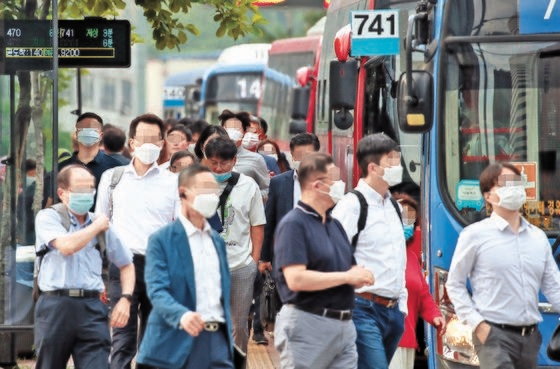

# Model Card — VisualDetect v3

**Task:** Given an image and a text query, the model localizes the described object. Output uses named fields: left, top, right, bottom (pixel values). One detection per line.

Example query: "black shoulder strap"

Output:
left=219, top=172, right=241, bottom=226
left=350, top=190, right=368, bottom=250
left=390, top=197, right=402, bottom=223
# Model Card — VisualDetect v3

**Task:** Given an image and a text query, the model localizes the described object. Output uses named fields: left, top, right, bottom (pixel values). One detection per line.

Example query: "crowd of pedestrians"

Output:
left=30, top=108, right=559, bottom=369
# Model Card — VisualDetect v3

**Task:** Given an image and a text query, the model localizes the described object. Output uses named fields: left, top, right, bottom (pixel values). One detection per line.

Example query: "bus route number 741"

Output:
left=350, top=10, right=400, bottom=56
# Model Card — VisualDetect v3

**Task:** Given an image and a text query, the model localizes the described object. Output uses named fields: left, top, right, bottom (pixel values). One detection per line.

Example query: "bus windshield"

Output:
left=442, top=40, right=560, bottom=230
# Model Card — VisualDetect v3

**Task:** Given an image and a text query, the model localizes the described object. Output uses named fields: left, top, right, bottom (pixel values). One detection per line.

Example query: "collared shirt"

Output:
left=446, top=212, right=560, bottom=329
left=332, top=179, right=408, bottom=314
left=234, top=147, right=270, bottom=199
left=35, top=207, right=133, bottom=292
left=95, top=159, right=179, bottom=255
left=58, top=150, right=123, bottom=209
left=274, top=201, right=356, bottom=310
left=292, top=170, right=301, bottom=208
left=178, top=214, right=225, bottom=323
left=217, top=173, right=266, bottom=269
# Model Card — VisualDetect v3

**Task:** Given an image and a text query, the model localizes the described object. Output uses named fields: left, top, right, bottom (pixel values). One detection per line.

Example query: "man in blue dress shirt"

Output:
left=34, top=164, right=134, bottom=369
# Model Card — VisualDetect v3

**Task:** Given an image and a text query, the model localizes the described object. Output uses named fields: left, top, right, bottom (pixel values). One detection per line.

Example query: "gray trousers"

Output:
left=274, top=304, right=358, bottom=369
left=230, top=260, right=258, bottom=354
left=473, top=325, right=541, bottom=369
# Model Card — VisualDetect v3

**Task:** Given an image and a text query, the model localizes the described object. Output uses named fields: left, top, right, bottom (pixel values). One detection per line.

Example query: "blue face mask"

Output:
left=77, top=128, right=100, bottom=146
left=213, top=171, right=232, bottom=183
left=68, top=192, right=95, bottom=215
left=403, top=224, right=414, bottom=241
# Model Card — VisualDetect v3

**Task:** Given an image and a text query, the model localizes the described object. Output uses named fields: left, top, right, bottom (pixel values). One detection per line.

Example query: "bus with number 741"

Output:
left=305, top=0, right=560, bottom=367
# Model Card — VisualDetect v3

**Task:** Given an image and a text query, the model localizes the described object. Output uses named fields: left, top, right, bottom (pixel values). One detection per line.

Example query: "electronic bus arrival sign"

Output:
left=0, top=18, right=131, bottom=74
left=350, top=10, right=400, bottom=57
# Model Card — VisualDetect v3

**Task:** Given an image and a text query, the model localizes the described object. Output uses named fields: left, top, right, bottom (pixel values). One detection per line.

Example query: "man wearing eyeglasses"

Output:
left=96, top=113, right=179, bottom=369
left=58, top=112, right=123, bottom=211
left=34, top=164, right=134, bottom=369
left=447, top=162, right=560, bottom=369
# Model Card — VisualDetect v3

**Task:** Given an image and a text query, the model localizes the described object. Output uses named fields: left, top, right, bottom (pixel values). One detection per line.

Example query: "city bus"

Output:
left=162, top=67, right=207, bottom=120
left=198, top=62, right=293, bottom=148
left=310, top=0, right=560, bottom=368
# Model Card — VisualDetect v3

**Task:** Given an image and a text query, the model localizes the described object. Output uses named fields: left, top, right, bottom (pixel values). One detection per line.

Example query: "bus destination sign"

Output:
left=0, top=19, right=131, bottom=74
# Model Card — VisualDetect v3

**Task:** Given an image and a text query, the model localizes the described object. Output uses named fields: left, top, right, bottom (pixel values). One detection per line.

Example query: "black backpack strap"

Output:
left=219, top=172, right=241, bottom=226
left=390, top=197, right=403, bottom=223
left=551, top=234, right=560, bottom=263
left=350, top=190, right=368, bottom=250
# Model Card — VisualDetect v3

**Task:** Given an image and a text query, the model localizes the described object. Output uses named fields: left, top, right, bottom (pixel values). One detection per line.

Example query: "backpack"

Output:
left=33, top=167, right=125, bottom=301
left=349, top=190, right=402, bottom=250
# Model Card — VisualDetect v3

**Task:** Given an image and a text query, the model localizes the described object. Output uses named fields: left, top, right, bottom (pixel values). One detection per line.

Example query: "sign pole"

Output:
left=51, top=0, right=59, bottom=204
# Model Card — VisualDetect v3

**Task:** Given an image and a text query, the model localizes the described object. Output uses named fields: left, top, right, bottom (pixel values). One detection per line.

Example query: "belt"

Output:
left=204, top=322, right=225, bottom=332
left=356, top=292, right=399, bottom=308
left=42, top=289, right=100, bottom=298
left=293, top=305, right=352, bottom=321
left=486, top=321, right=538, bottom=336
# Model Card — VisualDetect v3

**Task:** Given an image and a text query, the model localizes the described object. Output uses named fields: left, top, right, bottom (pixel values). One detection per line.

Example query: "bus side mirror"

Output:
left=191, top=89, right=201, bottom=102
left=397, top=71, right=433, bottom=133
left=330, top=59, right=357, bottom=130
left=291, top=86, right=310, bottom=120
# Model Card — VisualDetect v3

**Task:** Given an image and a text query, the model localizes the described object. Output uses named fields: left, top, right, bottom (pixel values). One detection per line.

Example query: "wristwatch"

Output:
left=120, top=293, right=133, bottom=302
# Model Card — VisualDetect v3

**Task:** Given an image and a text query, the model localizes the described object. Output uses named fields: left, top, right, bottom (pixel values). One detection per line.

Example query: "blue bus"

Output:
left=313, top=0, right=560, bottom=368
left=163, top=67, right=207, bottom=120
left=199, top=62, right=293, bottom=147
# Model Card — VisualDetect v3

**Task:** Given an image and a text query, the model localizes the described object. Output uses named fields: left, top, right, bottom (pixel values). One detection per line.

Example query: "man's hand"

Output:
left=180, top=311, right=205, bottom=337
left=93, top=214, right=110, bottom=233
left=433, top=316, right=447, bottom=335
left=346, top=265, right=375, bottom=288
left=475, top=321, right=491, bottom=344
left=258, top=261, right=272, bottom=274
left=110, top=298, right=131, bottom=328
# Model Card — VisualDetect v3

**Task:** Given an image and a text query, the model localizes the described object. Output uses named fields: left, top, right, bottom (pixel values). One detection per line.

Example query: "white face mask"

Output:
left=382, top=165, right=403, bottom=187
left=242, top=132, right=260, bottom=149
left=328, top=180, right=346, bottom=203
left=188, top=143, right=196, bottom=154
left=192, top=193, right=220, bottom=218
left=292, top=160, right=301, bottom=171
left=226, top=128, right=243, bottom=142
left=495, top=185, right=526, bottom=210
left=134, top=143, right=161, bottom=164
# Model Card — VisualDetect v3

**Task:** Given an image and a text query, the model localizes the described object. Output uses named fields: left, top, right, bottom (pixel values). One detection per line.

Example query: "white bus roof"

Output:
left=216, top=43, right=271, bottom=65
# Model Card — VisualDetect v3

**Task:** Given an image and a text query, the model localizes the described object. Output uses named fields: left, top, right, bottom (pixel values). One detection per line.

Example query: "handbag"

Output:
left=259, top=270, right=281, bottom=327
left=548, top=322, right=560, bottom=361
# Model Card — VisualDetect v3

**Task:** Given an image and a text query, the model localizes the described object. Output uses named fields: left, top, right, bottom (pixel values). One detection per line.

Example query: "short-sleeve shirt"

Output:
left=218, top=173, right=266, bottom=269
left=274, top=201, right=355, bottom=311
left=35, top=207, right=133, bottom=292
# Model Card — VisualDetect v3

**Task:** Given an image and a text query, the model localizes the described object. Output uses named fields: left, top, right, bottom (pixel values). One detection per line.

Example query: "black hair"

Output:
left=194, top=125, right=229, bottom=159
left=190, top=119, right=210, bottom=136
left=167, top=124, right=193, bottom=142
left=218, top=109, right=251, bottom=132
left=298, top=152, right=334, bottom=185
left=258, top=117, right=268, bottom=134
left=357, top=133, right=399, bottom=178
left=129, top=113, right=165, bottom=140
left=170, top=150, right=197, bottom=168
left=76, top=112, right=103, bottom=126
left=289, top=133, right=320, bottom=152
left=102, top=127, right=127, bottom=152
left=178, top=163, right=212, bottom=189
left=203, top=136, right=238, bottom=161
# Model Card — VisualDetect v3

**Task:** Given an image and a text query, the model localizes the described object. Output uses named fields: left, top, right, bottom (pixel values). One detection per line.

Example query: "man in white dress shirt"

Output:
left=446, top=162, right=560, bottom=369
left=96, top=113, right=179, bottom=369
left=332, top=133, right=407, bottom=369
